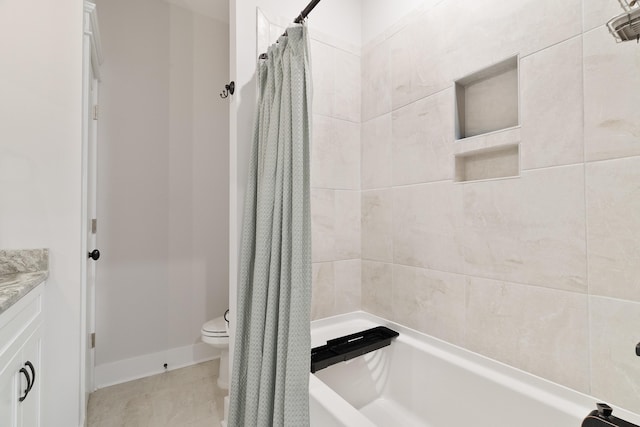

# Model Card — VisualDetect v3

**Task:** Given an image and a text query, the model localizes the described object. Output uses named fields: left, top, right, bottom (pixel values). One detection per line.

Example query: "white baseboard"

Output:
left=94, top=342, right=220, bottom=389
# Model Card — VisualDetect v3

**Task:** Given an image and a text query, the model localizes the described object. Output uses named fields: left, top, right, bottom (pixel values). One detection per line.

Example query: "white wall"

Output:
left=0, top=0, right=84, bottom=426
left=95, top=0, right=229, bottom=385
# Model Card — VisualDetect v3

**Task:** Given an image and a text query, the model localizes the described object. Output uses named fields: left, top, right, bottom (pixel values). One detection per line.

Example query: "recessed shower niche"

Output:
left=453, top=56, right=520, bottom=182
left=455, top=144, right=519, bottom=182
left=455, top=56, right=519, bottom=140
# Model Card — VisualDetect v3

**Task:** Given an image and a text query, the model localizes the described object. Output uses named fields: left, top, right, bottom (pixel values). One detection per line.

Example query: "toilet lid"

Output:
left=202, top=316, right=229, bottom=337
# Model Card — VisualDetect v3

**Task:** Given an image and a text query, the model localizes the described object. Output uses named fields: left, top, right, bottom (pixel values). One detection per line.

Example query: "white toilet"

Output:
left=201, top=313, right=229, bottom=389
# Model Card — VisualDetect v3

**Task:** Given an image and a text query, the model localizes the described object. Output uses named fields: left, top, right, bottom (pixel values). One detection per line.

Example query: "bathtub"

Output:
left=309, top=312, right=640, bottom=427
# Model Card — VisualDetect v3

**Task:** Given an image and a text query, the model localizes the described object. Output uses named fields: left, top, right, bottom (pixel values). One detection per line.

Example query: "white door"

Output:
left=85, top=72, right=99, bottom=400
left=81, top=2, right=102, bottom=421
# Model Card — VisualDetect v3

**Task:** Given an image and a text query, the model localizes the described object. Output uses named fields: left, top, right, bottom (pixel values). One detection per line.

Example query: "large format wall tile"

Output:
left=334, top=190, right=361, bottom=260
left=311, top=115, right=360, bottom=190
left=392, top=89, right=454, bottom=186
left=443, top=0, right=582, bottom=81
left=361, top=114, right=392, bottom=190
left=335, top=259, right=361, bottom=314
left=311, top=188, right=335, bottom=263
left=521, top=36, right=584, bottom=170
left=311, top=189, right=361, bottom=263
left=466, top=277, right=590, bottom=393
left=392, top=265, right=466, bottom=346
left=390, top=9, right=449, bottom=110
left=393, top=181, right=464, bottom=274
left=309, top=35, right=362, bottom=320
left=584, top=28, right=640, bottom=161
left=583, top=0, right=624, bottom=33
left=362, top=189, right=393, bottom=263
left=361, top=261, right=393, bottom=319
left=312, top=262, right=335, bottom=320
left=309, top=36, right=361, bottom=121
left=310, top=39, right=335, bottom=118
left=587, top=157, right=640, bottom=302
left=334, top=48, right=361, bottom=123
left=462, top=165, right=587, bottom=292
left=362, top=39, right=392, bottom=121
left=590, top=296, right=640, bottom=414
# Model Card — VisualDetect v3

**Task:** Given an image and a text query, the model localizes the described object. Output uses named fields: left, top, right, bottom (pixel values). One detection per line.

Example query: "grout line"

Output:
left=359, top=178, right=452, bottom=193
left=358, top=155, right=623, bottom=193
left=389, top=85, right=454, bottom=114
left=583, top=154, right=640, bottom=165
left=313, top=112, right=361, bottom=125
left=361, top=86, right=454, bottom=125
left=588, top=294, right=640, bottom=306
left=519, top=161, right=586, bottom=173
left=310, top=36, right=361, bottom=58
left=519, top=33, right=583, bottom=61
left=580, top=20, right=594, bottom=395
left=582, top=24, right=609, bottom=37
left=359, top=258, right=590, bottom=298
left=391, top=178, right=452, bottom=189
left=506, top=152, right=640, bottom=174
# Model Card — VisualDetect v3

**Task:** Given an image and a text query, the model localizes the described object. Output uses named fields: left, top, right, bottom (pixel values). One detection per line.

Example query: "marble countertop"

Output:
left=0, top=249, right=48, bottom=315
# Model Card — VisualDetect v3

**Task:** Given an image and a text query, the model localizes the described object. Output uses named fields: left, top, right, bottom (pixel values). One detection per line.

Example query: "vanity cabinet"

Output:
left=0, top=285, right=43, bottom=427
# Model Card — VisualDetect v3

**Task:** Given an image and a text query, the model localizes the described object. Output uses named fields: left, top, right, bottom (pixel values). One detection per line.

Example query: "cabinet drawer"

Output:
left=0, top=288, right=42, bottom=361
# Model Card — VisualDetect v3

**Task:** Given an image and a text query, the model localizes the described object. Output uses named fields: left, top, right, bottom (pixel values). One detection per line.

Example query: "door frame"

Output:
left=81, top=2, right=103, bottom=425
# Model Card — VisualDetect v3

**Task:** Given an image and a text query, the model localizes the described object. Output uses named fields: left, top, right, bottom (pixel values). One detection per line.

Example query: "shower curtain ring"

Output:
left=220, top=81, right=235, bottom=99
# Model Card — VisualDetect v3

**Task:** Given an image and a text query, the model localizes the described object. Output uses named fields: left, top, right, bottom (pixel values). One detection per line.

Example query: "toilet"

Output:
left=201, top=313, right=229, bottom=389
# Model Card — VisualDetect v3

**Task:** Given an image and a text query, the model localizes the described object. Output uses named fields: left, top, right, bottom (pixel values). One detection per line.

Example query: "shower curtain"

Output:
left=229, top=25, right=313, bottom=427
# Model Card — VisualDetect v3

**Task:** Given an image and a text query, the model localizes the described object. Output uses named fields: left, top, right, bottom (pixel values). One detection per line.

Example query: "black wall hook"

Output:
left=220, top=81, right=235, bottom=99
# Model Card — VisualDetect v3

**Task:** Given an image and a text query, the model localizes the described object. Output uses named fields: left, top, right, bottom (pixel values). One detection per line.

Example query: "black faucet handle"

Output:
left=596, top=403, right=613, bottom=419
left=597, top=403, right=613, bottom=419
left=582, top=403, right=640, bottom=427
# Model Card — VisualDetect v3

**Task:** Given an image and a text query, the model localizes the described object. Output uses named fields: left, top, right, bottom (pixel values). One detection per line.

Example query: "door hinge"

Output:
left=91, top=333, right=95, bottom=349
left=91, top=218, right=97, bottom=234
left=92, top=105, right=99, bottom=120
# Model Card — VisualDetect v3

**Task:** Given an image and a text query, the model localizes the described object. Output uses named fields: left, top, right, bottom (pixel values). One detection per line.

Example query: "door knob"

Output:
left=88, top=249, right=101, bottom=261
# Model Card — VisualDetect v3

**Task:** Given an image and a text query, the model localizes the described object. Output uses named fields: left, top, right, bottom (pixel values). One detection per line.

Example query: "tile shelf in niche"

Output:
left=454, top=144, right=520, bottom=183
left=455, top=123, right=521, bottom=146
left=455, top=56, right=519, bottom=140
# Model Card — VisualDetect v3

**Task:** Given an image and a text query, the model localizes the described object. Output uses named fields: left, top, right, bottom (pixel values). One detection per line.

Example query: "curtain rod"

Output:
left=259, top=0, right=322, bottom=60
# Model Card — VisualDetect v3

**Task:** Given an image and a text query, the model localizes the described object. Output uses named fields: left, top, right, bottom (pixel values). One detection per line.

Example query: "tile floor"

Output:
left=87, top=360, right=227, bottom=427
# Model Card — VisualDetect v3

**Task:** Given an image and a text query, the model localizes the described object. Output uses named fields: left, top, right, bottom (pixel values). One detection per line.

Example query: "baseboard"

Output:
left=94, top=342, right=220, bottom=389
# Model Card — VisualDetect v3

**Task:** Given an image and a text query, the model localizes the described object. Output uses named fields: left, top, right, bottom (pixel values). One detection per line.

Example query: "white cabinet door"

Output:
left=0, top=286, right=43, bottom=427
left=0, top=348, right=21, bottom=427
left=19, top=327, right=41, bottom=427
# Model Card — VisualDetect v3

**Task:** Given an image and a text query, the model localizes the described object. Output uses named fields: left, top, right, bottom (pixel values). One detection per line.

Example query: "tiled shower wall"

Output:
left=360, top=0, right=640, bottom=414
left=309, top=36, right=362, bottom=320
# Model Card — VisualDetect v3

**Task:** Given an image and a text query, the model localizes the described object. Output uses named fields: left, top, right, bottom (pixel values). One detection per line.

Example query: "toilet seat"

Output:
left=202, top=316, right=229, bottom=338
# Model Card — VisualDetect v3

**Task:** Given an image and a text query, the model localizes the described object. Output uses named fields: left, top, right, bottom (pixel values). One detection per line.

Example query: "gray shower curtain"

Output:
left=229, top=25, right=313, bottom=427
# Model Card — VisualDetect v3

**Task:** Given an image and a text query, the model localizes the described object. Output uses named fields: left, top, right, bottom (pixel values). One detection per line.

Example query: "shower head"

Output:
left=608, top=0, right=640, bottom=42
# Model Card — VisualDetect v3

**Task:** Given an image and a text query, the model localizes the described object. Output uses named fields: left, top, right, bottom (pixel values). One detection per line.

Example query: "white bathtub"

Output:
left=309, top=312, right=640, bottom=427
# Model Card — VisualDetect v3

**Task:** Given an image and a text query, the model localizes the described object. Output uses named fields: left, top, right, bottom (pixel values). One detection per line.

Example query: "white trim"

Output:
left=94, top=342, right=220, bottom=389
left=83, top=2, right=103, bottom=80
left=79, top=31, right=91, bottom=427
left=80, top=5, right=102, bottom=426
